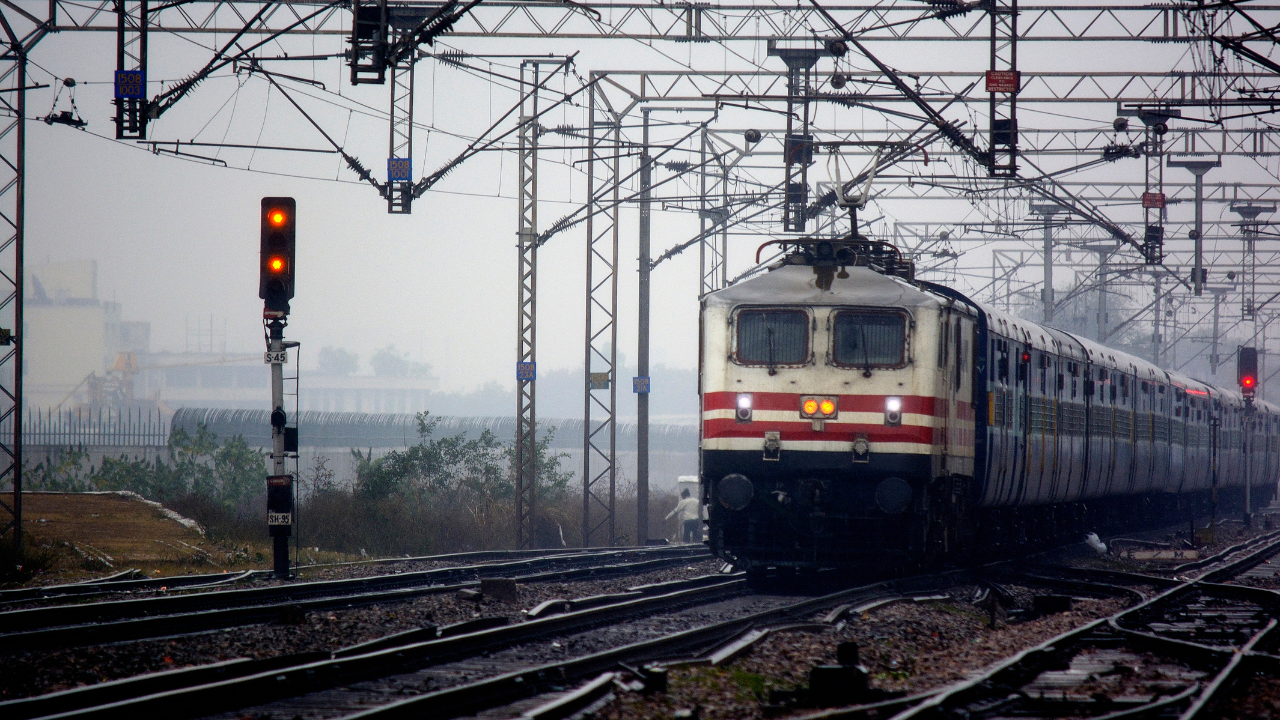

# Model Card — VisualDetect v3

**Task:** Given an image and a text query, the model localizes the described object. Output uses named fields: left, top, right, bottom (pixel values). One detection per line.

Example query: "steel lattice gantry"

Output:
left=581, top=75, right=636, bottom=548
left=0, top=7, right=46, bottom=553
left=42, top=1, right=1263, bottom=43
left=515, top=60, right=540, bottom=549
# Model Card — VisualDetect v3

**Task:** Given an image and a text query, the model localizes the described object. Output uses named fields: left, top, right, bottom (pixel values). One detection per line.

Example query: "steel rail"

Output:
left=1, top=545, right=657, bottom=605
left=0, top=570, right=270, bottom=605
left=0, top=550, right=712, bottom=652
left=0, top=545, right=707, bottom=631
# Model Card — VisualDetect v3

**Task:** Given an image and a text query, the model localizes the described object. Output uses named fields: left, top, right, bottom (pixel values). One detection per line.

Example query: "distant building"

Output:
left=25, top=261, right=150, bottom=409
left=25, top=261, right=438, bottom=413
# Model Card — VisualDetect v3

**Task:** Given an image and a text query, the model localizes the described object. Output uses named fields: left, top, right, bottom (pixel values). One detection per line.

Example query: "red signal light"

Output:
left=1021, top=351, right=1030, bottom=363
left=1243, top=376, right=1256, bottom=388
left=268, top=209, right=287, bottom=227
left=268, top=256, right=286, bottom=274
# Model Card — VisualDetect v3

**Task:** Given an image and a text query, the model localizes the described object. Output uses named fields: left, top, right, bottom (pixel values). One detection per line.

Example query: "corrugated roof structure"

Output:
left=171, top=408, right=697, bottom=452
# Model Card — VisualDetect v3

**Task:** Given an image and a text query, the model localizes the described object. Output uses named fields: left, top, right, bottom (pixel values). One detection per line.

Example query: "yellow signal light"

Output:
left=268, top=210, right=287, bottom=227
left=268, top=256, right=286, bottom=273
left=803, top=399, right=819, bottom=415
left=819, top=399, right=836, bottom=416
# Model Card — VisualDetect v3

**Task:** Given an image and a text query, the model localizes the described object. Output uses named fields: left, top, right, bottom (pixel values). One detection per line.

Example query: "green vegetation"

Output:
left=24, top=412, right=583, bottom=557
left=302, top=413, right=576, bottom=554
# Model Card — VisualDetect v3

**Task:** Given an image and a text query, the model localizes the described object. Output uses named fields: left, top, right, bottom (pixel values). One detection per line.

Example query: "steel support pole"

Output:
left=1152, top=274, right=1163, bottom=367
left=1210, top=288, right=1225, bottom=375
left=515, top=61, right=539, bottom=549
left=1193, top=170, right=1203, bottom=295
left=636, top=109, right=651, bottom=547
left=1168, top=156, right=1219, bottom=296
left=1096, top=251, right=1107, bottom=341
left=1030, top=204, right=1061, bottom=324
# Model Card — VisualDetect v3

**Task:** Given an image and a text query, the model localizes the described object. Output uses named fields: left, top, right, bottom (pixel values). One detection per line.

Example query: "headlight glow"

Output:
left=737, top=394, right=752, bottom=410
left=819, top=399, right=836, bottom=415
left=803, top=398, right=819, bottom=415
left=884, top=396, right=903, bottom=426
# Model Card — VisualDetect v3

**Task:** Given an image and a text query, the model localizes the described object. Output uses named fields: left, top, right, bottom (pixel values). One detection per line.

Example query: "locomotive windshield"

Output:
left=832, top=311, right=906, bottom=368
left=736, top=309, right=809, bottom=365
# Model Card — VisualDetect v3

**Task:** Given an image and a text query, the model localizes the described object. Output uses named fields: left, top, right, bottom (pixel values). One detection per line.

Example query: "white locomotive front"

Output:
left=701, top=249, right=974, bottom=571
left=702, top=238, right=1279, bottom=577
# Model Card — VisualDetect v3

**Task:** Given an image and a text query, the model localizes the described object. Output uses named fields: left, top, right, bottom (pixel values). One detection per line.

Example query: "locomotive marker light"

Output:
left=261, top=197, right=297, bottom=580
left=885, top=396, right=903, bottom=426
left=800, top=395, right=838, bottom=431
left=735, top=393, right=753, bottom=423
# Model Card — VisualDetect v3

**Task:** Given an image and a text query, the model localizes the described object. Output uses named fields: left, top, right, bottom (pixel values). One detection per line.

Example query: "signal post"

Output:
left=261, top=198, right=296, bottom=579
left=1239, top=346, right=1258, bottom=527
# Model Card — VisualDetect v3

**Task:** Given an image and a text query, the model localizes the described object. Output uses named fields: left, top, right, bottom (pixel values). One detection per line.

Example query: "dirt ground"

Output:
left=7, top=492, right=287, bottom=585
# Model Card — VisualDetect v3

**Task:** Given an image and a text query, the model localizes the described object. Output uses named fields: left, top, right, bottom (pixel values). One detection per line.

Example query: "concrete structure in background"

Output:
left=25, top=261, right=150, bottom=409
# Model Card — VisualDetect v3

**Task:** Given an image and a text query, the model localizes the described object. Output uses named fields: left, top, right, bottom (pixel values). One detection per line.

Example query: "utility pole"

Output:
left=1230, top=201, right=1274, bottom=320
left=1030, top=202, right=1063, bottom=324
left=1152, top=273, right=1164, bottom=366
left=1209, top=286, right=1230, bottom=376
left=1167, top=155, right=1219, bottom=296
left=769, top=40, right=829, bottom=233
left=636, top=109, right=652, bottom=547
left=1089, top=243, right=1117, bottom=342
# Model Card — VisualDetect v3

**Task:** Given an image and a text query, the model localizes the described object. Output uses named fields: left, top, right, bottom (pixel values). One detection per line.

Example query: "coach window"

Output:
left=734, top=309, right=810, bottom=368
left=831, top=310, right=908, bottom=369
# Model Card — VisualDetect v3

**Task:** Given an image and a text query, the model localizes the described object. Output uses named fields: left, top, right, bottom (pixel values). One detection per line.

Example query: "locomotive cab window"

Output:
left=734, top=309, right=810, bottom=366
left=831, top=310, right=908, bottom=369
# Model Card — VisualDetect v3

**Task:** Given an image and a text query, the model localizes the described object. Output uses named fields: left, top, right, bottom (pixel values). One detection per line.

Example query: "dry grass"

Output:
left=7, top=492, right=287, bottom=585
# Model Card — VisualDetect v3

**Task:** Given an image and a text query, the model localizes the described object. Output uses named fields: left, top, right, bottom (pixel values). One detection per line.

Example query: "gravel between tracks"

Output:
left=603, top=586, right=1128, bottom=720
left=0, top=559, right=724, bottom=700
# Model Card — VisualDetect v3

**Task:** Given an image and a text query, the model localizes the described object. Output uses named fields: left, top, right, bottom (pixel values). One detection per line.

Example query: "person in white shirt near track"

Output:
left=666, top=489, right=701, bottom=544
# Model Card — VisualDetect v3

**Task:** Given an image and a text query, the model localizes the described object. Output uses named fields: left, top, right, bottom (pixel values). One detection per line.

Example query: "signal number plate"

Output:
left=268, top=512, right=292, bottom=526
left=264, top=350, right=289, bottom=364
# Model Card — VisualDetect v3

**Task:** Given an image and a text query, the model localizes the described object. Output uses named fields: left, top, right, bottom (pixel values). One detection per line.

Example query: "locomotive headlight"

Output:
left=800, top=396, right=838, bottom=419
left=885, top=396, right=903, bottom=426
left=735, top=393, right=753, bottom=423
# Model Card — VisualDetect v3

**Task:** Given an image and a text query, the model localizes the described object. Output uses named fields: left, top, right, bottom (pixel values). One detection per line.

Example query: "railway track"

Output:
left=772, top=528, right=1280, bottom=720
left=0, top=545, right=711, bottom=652
left=0, top=571, right=749, bottom=719
left=195, top=574, right=961, bottom=720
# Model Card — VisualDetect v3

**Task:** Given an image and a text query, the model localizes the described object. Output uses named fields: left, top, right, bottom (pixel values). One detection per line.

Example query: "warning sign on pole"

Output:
left=985, top=70, right=1020, bottom=93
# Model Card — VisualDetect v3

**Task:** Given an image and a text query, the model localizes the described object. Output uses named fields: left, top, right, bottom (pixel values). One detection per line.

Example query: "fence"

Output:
left=13, top=407, right=169, bottom=447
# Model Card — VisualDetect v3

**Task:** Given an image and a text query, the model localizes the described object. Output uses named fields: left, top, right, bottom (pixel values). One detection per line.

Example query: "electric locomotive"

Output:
left=701, top=237, right=1279, bottom=574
